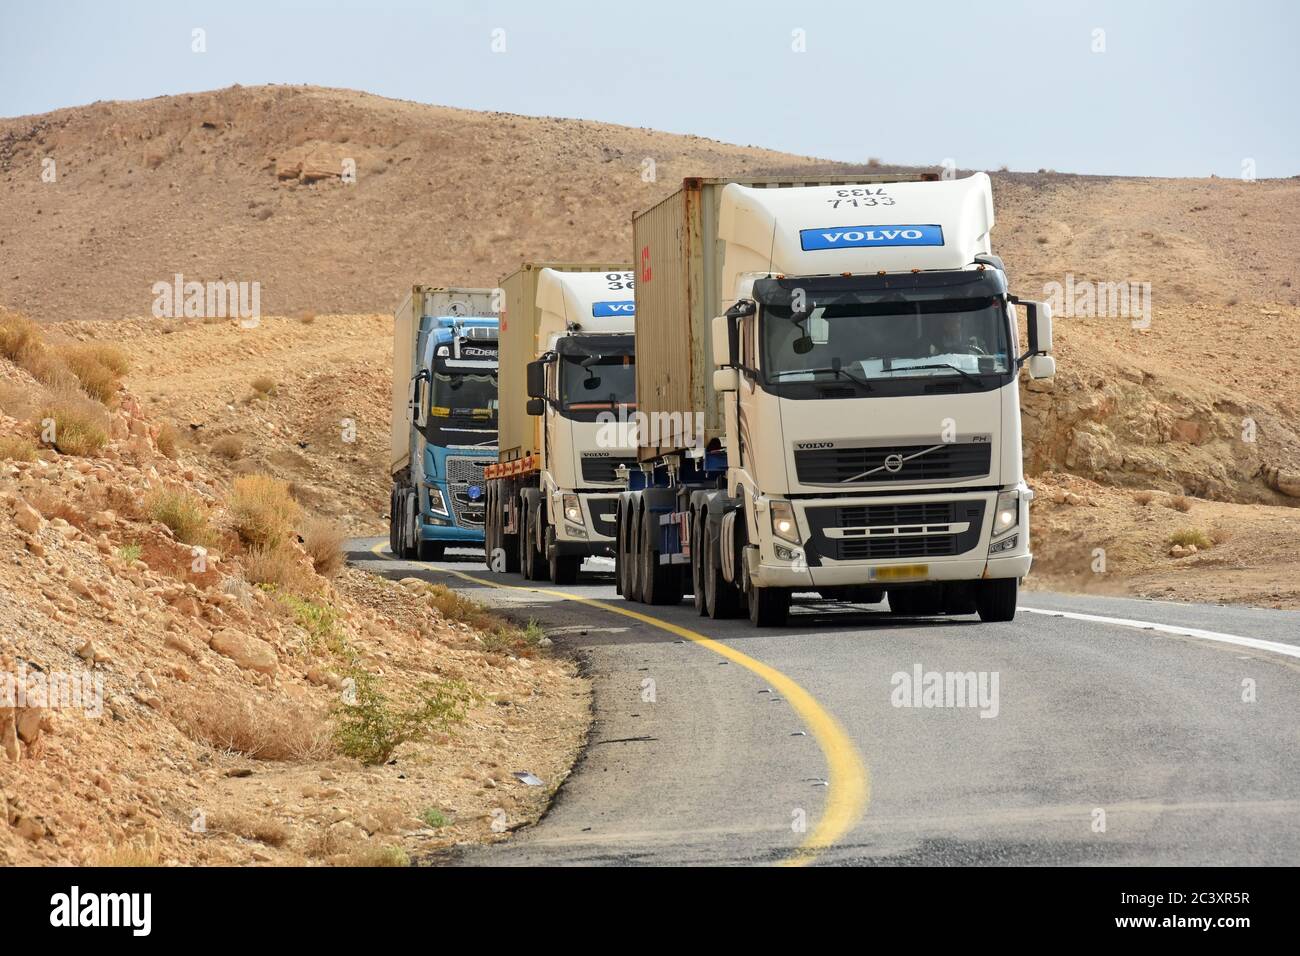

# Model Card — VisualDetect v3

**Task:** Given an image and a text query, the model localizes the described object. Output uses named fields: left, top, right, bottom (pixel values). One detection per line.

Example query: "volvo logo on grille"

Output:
left=883, top=454, right=905, bottom=473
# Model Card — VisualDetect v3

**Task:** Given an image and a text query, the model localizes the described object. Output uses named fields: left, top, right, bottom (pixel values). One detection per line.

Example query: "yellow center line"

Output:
left=367, top=540, right=869, bottom=865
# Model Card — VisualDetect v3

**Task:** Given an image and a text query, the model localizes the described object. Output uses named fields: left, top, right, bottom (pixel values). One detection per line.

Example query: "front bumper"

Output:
left=750, top=488, right=1032, bottom=589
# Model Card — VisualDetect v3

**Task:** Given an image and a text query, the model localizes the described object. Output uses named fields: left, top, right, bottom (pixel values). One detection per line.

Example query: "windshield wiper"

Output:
left=891, top=362, right=983, bottom=386
left=773, top=360, right=873, bottom=391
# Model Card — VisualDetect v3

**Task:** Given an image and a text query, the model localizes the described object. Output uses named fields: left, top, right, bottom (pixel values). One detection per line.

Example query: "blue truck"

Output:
left=389, top=287, right=499, bottom=560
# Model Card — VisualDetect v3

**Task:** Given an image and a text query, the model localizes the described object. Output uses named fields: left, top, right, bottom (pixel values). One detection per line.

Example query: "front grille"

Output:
left=580, top=455, right=635, bottom=484
left=794, top=442, right=991, bottom=484
left=445, top=456, right=488, bottom=485
left=803, top=500, right=985, bottom=565
left=449, top=486, right=485, bottom=527
left=837, top=502, right=956, bottom=528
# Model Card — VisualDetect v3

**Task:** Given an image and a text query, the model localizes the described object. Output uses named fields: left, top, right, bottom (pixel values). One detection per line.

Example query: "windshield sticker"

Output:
left=799, top=224, right=945, bottom=251
left=592, top=301, right=636, bottom=317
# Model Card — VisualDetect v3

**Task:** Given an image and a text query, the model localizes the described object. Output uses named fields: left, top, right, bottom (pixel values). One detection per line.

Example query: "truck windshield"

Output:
left=560, top=352, right=636, bottom=411
left=431, top=371, right=498, bottom=417
left=762, top=296, right=1011, bottom=385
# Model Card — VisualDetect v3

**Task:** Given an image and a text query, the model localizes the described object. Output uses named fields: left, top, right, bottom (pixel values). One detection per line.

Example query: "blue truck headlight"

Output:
left=468, top=485, right=483, bottom=502
left=426, top=486, right=449, bottom=516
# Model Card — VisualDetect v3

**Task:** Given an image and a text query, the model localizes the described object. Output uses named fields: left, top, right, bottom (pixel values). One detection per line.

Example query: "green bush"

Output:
left=332, top=670, right=472, bottom=765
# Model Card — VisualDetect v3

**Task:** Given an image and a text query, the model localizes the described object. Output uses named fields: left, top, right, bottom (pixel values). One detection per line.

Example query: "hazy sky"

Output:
left=1, top=0, right=1296, bottom=178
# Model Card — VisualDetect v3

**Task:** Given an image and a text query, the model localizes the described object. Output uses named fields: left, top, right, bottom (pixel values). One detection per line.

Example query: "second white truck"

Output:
left=484, top=264, right=638, bottom=583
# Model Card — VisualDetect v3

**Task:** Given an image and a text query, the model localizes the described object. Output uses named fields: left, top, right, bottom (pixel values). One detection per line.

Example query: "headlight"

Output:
left=769, top=500, right=800, bottom=544
left=427, top=487, right=449, bottom=516
left=992, top=491, right=1019, bottom=536
left=562, top=494, right=583, bottom=524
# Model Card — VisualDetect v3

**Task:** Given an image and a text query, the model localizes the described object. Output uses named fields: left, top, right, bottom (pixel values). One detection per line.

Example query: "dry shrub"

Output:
left=58, top=343, right=129, bottom=404
left=174, top=688, right=333, bottom=761
left=1131, top=490, right=1155, bottom=506
left=0, top=310, right=41, bottom=361
left=0, top=434, right=37, bottom=461
left=243, top=541, right=319, bottom=593
left=298, top=311, right=316, bottom=325
left=302, top=516, right=346, bottom=577
left=155, top=421, right=179, bottom=459
left=207, top=810, right=289, bottom=847
left=93, top=837, right=162, bottom=867
left=147, top=487, right=214, bottom=546
left=250, top=375, right=276, bottom=395
left=1170, top=528, right=1213, bottom=550
left=230, top=473, right=301, bottom=548
left=1168, top=494, right=1193, bottom=513
left=343, top=845, right=410, bottom=867
left=36, top=387, right=109, bottom=456
left=210, top=433, right=245, bottom=460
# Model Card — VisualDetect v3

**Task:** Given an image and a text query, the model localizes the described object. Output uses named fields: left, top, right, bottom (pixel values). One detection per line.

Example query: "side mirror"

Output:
left=526, top=397, right=545, bottom=416
left=1023, top=300, right=1053, bottom=354
left=525, top=360, right=545, bottom=399
left=1027, top=354, right=1056, bottom=380
left=711, top=314, right=738, bottom=368
left=712, top=367, right=739, bottom=393
left=408, top=372, right=428, bottom=428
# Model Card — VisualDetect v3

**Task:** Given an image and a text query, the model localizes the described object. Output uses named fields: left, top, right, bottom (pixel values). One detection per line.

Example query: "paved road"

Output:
left=348, top=539, right=1300, bottom=866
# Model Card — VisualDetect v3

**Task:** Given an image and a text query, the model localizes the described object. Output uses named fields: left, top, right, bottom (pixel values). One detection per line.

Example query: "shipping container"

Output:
left=389, top=285, right=497, bottom=476
left=631, top=175, right=934, bottom=461
left=496, top=262, right=630, bottom=463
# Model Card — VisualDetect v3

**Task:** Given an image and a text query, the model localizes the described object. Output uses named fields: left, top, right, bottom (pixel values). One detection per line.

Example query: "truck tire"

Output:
left=420, top=541, right=446, bottom=561
left=975, top=578, right=1018, bottom=622
left=521, top=496, right=549, bottom=582
left=691, top=508, right=708, bottom=616
left=639, top=508, right=682, bottom=605
left=747, top=585, right=790, bottom=627
left=397, top=490, right=420, bottom=560
left=619, top=505, right=642, bottom=602
left=547, top=528, right=581, bottom=584
left=704, top=527, right=741, bottom=619
left=388, top=487, right=401, bottom=557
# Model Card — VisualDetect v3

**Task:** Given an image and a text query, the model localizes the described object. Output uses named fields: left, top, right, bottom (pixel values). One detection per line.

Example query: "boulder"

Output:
left=210, top=628, right=278, bottom=676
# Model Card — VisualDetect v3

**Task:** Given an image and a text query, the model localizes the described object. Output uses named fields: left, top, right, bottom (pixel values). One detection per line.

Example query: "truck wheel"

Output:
left=704, top=528, right=741, bottom=619
left=397, top=490, right=420, bottom=560
left=548, top=529, right=581, bottom=584
left=975, top=578, right=1018, bottom=622
left=522, top=500, right=549, bottom=582
left=691, top=509, right=708, bottom=616
left=639, top=509, right=682, bottom=605
left=420, top=541, right=446, bottom=561
left=388, top=488, right=401, bottom=556
left=621, top=507, right=642, bottom=602
left=747, top=584, right=790, bottom=627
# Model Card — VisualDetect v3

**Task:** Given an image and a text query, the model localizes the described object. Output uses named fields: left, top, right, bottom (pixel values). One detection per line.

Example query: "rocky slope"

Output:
left=0, top=315, right=588, bottom=865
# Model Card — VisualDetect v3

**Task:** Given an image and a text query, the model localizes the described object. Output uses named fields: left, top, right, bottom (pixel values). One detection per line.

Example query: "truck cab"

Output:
left=710, top=174, right=1054, bottom=622
left=389, top=287, right=499, bottom=561
left=527, top=270, right=638, bottom=567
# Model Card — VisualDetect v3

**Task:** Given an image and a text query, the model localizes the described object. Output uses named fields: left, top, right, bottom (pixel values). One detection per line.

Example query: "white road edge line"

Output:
left=1021, top=607, right=1300, bottom=660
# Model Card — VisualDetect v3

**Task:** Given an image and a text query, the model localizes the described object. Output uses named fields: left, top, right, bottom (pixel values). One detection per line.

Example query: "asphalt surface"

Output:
left=348, top=538, right=1300, bottom=866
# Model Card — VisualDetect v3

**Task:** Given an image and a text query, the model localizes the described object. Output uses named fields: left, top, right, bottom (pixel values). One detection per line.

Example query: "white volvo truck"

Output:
left=484, top=264, right=638, bottom=583
left=616, top=173, right=1055, bottom=625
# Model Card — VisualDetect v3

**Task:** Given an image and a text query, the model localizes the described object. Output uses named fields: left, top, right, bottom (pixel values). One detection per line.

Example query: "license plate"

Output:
left=869, top=564, right=929, bottom=581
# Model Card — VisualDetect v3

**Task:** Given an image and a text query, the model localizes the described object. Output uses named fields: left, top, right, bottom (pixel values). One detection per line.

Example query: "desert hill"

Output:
left=4, top=85, right=1300, bottom=606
